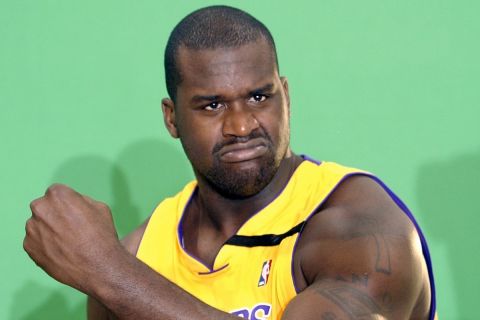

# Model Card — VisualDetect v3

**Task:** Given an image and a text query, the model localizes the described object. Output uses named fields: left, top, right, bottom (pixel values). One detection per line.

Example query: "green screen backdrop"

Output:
left=1, top=1, right=479, bottom=319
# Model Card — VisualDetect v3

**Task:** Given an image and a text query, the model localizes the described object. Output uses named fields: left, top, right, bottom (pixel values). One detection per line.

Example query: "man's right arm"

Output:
left=87, top=218, right=149, bottom=320
left=24, top=184, right=241, bottom=320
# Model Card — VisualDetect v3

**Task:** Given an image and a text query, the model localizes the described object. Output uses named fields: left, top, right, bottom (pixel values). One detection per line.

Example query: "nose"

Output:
left=222, top=103, right=260, bottom=137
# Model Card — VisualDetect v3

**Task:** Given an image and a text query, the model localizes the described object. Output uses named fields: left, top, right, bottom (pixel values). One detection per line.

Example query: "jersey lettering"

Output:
left=231, top=303, right=272, bottom=320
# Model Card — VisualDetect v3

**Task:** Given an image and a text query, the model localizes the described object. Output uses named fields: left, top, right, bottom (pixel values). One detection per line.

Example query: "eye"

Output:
left=204, top=102, right=224, bottom=111
left=249, top=94, right=267, bottom=103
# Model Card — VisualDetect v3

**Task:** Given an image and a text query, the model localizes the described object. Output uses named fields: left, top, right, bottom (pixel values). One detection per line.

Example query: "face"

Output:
left=162, top=38, right=290, bottom=199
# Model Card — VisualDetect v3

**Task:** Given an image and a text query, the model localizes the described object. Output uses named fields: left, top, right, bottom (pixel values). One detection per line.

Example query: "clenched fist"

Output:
left=24, top=184, right=123, bottom=295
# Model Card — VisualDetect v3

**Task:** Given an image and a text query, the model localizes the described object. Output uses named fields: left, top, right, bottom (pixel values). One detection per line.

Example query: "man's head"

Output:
left=162, top=6, right=291, bottom=199
left=164, top=5, right=279, bottom=103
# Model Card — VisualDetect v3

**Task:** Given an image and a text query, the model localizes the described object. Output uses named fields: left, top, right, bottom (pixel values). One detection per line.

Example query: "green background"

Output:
left=1, top=1, right=479, bottom=319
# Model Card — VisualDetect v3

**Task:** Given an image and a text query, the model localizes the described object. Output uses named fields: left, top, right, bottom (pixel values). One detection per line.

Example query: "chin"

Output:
left=206, top=156, right=279, bottom=199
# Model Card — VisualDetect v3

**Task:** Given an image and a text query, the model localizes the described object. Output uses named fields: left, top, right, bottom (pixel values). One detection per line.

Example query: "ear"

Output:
left=161, top=98, right=179, bottom=138
left=280, top=76, right=290, bottom=110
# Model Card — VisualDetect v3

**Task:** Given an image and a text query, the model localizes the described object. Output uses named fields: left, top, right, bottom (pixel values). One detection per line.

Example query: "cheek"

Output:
left=177, top=116, right=221, bottom=161
left=259, top=105, right=289, bottom=140
left=270, top=107, right=291, bottom=157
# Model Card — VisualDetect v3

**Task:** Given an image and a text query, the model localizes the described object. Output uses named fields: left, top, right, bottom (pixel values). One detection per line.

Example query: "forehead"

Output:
left=176, top=39, right=278, bottom=100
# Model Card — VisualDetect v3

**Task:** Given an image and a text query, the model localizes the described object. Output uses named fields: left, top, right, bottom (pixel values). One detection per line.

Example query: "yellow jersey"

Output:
left=136, top=159, right=436, bottom=319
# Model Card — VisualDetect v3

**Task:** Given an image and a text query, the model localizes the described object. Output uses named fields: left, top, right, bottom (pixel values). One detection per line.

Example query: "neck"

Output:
left=192, top=152, right=303, bottom=236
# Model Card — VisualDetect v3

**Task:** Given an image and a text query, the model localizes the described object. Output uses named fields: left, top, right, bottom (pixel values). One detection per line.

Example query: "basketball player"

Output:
left=24, top=6, right=437, bottom=320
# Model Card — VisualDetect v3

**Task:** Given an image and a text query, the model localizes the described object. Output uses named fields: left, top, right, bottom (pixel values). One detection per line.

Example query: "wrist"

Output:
left=83, top=240, right=130, bottom=300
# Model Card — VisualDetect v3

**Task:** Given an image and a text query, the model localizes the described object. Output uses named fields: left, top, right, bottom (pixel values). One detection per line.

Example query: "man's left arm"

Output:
left=282, top=176, right=432, bottom=319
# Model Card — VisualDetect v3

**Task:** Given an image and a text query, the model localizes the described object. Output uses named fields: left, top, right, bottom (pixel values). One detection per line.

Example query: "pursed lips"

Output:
left=217, top=137, right=269, bottom=163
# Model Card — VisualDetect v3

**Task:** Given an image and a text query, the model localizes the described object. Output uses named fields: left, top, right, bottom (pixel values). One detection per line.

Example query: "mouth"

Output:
left=217, top=137, right=269, bottom=163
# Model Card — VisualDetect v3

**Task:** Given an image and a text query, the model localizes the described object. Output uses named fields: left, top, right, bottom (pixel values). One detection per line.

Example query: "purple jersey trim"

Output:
left=176, top=188, right=223, bottom=273
left=198, top=263, right=229, bottom=275
left=290, top=170, right=436, bottom=320
left=177, top=187, right=196, bottom=251
left=368, top=175, right=437, bottom=320
left=300, top=154, right=322, bottom=165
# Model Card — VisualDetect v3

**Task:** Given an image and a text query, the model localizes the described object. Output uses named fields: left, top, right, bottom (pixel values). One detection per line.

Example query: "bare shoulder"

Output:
left=291, top=175, right=431, bottom=319
left=120, top=217, right=150, bottom=255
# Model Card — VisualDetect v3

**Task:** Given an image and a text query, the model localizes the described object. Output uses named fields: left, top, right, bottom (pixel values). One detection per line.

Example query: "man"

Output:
left=24, top=5, right=436, bottom=320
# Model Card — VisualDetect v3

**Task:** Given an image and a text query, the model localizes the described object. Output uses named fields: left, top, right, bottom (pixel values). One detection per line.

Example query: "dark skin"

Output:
left=24, top=38, right=432, bottom=319
left=169, top=40, right=296, bottom=267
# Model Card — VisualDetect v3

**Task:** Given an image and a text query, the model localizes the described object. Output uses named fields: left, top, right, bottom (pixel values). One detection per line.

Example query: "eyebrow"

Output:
left=190, top=94, right=221, bottom=104
left=190, top=83, right=275, bottom=104
left=249, top=83, right=274, bottom=96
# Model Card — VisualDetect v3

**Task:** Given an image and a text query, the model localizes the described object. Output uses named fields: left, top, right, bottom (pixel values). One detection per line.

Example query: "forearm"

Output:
left=88, top=246, right=239, bottom=320
left=24, top=185, right=237, bottom=319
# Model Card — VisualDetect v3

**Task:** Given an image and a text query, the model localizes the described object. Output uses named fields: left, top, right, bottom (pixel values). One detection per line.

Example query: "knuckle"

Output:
left=29, top=200, right=45, bottom=219
left=46, top=183, right=67, bottom=197
left=25, top=218, right=35, bottom=235
left=81, top=194, right=95, bottom=205
left=29, top=199, right=40, bottom=212
left=23, top=236, right=31, bottom=253
left=98, top=202, right=110, bottom=212
left=96, top=202, right=113, bottom=220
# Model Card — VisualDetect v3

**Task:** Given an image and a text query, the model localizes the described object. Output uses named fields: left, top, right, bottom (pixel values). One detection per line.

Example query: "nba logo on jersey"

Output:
left=258, top=260, right=272, bottom=287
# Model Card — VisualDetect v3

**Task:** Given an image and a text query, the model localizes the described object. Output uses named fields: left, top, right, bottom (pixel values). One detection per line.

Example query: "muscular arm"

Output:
left=25, top=179, right=431, bottom=320
left=23, top=185, right=239, bottom=320
left=284, top=176, right=431, bottom=319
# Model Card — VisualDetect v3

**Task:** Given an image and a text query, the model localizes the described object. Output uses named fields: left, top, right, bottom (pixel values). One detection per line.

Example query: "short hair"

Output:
left=164, top=5, right=279, bottom=102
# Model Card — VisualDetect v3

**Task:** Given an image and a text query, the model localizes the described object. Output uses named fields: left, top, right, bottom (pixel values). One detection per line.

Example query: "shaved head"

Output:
left=164, top=5, right=279, bottom=102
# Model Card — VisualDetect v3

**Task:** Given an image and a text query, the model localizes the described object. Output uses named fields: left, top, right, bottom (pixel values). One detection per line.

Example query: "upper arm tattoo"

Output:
left=364, top=218, right=391, bottom=275
left=313, top=283, right=381, bottom=320
left=321, top=312, right=338, bottom=320
left=295, top=209, right=413, bottom=319
left=307, top=217, right=397, bottom=319
left=342, top=217, right=392, bottom=275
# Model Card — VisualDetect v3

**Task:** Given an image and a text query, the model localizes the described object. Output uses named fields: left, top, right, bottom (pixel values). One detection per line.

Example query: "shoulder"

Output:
left=295, top=174, right=420, bottom=275
left=120, top=218, right=150, bottom=255
left=123, top=182, right=197, bottom=254
left=292, top=174, right=431, bottom=318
